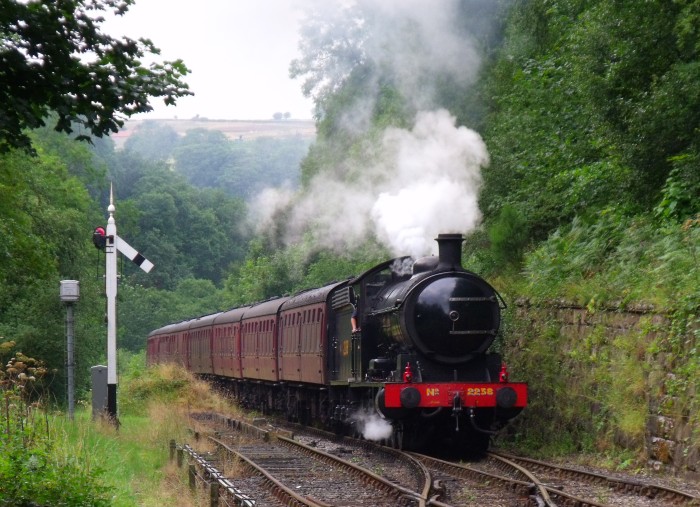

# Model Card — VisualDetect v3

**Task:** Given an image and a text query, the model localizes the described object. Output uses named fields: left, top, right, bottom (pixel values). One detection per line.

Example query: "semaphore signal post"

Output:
left=94, top=184, right=153, bottom=423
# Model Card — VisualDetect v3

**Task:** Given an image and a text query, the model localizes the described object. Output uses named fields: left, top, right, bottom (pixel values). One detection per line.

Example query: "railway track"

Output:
left=190, top=412, right=429, bottom=506
left=490, top=451, right=700, bottom=507
left=411, top=450, right=700, bottom=507
left=186, top=412, right=699, bottom=507
left=285, top=422, right=432, bottom=500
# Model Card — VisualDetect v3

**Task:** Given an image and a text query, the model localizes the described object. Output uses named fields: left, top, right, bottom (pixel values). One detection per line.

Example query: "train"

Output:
left=147, top=233, right=527, bottom=453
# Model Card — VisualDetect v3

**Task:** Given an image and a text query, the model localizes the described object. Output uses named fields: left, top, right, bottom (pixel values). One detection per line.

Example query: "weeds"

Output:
left=0, top=343, right=112, bottom=506
left=523, top=212, right=699, bottom=309
left=0, top=345, right=241, bottom=506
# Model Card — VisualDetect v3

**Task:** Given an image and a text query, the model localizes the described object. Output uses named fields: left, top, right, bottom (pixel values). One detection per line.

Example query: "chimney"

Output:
left=436, top=234, right=464, bottom=270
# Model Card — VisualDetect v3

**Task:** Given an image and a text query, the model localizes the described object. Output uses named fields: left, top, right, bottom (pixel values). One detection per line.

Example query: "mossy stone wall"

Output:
left=504, top=300, right=698, bottom=479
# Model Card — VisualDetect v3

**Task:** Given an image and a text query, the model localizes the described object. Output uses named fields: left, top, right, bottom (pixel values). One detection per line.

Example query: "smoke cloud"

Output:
left=256, top=110, right=488, bottom=257
left=253, top=1, right=497, bottom=258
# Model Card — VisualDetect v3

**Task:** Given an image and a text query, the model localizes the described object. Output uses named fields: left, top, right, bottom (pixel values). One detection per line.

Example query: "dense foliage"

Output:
left=0, top=138, right=106, bottom=400
left=0, top=0, right=191, bottom=153
left=480, top=0, right=700, bottom=246
left=124, top=124, right=311, bottom=199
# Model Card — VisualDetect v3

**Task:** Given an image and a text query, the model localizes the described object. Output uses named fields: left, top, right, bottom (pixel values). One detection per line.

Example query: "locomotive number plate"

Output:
left=466, top=387, right=494, bottom=396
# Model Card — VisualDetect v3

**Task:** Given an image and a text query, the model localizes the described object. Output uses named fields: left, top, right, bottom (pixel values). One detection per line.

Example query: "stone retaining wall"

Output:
left=514, top=300, right=698, bottom=479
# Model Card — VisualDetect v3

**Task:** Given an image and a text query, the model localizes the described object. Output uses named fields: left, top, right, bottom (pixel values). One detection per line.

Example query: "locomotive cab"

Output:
left=330, top=257, right=414, bottom=383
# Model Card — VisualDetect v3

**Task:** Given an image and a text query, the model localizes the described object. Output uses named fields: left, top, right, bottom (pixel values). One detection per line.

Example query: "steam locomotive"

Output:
left=147, top=234, right=527, bottom=453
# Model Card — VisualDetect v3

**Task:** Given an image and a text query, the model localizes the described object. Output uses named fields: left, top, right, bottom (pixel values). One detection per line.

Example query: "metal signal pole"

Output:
left=101, top=184, right=153, bottom=423
left=105, top=189, right=118, bottom=421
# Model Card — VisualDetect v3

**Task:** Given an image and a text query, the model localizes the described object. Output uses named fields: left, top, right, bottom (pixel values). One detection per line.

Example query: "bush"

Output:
left=488, top=204, right=530, bottom=269
left=523, top=212, right=700, bottom=309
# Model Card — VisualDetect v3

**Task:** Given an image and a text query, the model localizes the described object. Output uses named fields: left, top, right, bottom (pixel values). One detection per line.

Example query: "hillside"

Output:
left=112, top=118, right=316, bottom=148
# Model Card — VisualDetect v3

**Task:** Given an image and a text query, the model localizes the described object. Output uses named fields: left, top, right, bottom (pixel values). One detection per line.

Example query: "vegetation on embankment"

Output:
left=0, top=349, right=235, bottom=506
left=480, top=215, right=699, bottom=472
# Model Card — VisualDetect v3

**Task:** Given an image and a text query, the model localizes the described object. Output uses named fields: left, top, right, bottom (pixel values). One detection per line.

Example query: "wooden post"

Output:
left=169, top=440, right=176, bottom=462
left=209, top=481, right=219, bottom=507
left=188, top=464, right=196, bottom=490
left=177, top=447, right=183, bottom=468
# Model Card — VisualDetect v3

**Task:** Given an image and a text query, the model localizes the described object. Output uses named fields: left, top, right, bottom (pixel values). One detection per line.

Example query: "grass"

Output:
left=521, top=213, right=699, bottom=309
left=11, top=361, right=242, bottom=506
left=52, top=405, right=193, bottom=506
left=108, top=362, right=241, bottom=505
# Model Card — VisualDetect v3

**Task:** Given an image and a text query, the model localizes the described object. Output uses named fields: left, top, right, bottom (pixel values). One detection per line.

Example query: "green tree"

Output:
left=99, top=154, right=248, bottom=289
left=289, top=1, right=368, bottom=117
left=173, top=129, right=233, bottom=188
left=0, top=0, right=191, bottom=152
left=172, top=129, right=309, bottom=199
left=0, top=147, right=107, bottom=401
left=478, top=0, right=700, bottom=243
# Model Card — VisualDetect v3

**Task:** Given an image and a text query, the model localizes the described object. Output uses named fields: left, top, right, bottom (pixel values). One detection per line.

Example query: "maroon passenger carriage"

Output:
left=147, top=234, right=528, bottom=453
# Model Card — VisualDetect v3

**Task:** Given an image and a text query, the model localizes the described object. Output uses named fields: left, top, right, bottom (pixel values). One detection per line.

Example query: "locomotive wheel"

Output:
left=391, top=424, right=404, bottom=449
left=286, top=394, right=297, bottom=422
left=297, top=400, right=310, bottom=426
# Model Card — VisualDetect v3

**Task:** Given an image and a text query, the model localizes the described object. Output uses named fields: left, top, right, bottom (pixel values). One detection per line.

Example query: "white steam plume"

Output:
left=370, top=109, right=487, bottom=256
left=248, top=186, right=296, bottom=233
left=362, top=0, right=481, bottom=113
left=252, top=1, right=495, bottom=258
left=255, top=110, right=488, bottom=258
left=351, top=410, right=393, bottom=441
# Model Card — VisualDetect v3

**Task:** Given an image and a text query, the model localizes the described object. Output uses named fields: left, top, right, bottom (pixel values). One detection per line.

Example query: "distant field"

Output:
left=112, top=118, right=316, bottom=148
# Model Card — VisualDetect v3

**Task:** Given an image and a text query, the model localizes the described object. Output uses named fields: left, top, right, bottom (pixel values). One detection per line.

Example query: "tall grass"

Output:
left=1, top=348, right=240, bottom=506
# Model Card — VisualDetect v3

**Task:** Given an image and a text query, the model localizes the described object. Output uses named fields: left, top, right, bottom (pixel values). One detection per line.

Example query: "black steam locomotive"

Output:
left=148, top=234, right=527, bottom=453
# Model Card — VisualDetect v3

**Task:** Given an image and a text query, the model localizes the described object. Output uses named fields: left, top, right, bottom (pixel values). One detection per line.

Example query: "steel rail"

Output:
left=488, top=452, right=557, bottom=506
left=275, top=434, right=427, bottom=506
left=493, top=451, right=700, bottom=506
left=410, top=451, right=536, bottom=504
left=207, top=435, right=328, bottom=507
left=266, top=417, right=434, bottom=505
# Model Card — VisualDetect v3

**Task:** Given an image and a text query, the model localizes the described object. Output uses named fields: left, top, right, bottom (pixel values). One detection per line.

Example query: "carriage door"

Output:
left=291, top=312, right=302, bottom=381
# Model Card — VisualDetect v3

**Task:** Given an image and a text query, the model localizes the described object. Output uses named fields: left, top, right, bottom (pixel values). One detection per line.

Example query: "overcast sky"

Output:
left=104, top=1, right=315, bottom=121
